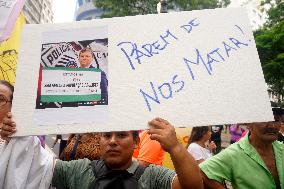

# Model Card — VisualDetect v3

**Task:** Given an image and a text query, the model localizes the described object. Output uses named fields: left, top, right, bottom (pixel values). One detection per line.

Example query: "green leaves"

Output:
left=93, top=0, right=159, bottom=17
left=261, top=0, right=284, bottom=27
left=93, top=0, right=230, bottom=18
left=255, top=21, right=284, bottom=105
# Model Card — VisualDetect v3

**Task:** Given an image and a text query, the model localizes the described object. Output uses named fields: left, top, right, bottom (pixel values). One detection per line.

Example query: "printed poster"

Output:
left=34, top=27, right=109, bottom=126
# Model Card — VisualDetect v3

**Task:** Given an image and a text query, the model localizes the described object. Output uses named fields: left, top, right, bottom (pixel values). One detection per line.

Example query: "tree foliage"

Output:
left=261, top=0, right=284, bottom=27
left=255, top=1, right=284, bottom=104
left=93, top=0, right=230, bottom=18
left=171, top=0, right=230, bottom=11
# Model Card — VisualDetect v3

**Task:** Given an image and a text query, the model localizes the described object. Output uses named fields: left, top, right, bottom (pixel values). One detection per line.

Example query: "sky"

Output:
left=52, top=0, right=77, bottom=23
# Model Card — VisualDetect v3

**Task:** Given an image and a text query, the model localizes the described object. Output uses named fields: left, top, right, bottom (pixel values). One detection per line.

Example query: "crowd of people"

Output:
left=0, top=68, right=284, bottom=189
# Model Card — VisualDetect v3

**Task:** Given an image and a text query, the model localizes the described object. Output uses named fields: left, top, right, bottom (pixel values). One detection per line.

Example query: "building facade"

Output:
left=75, top=0, right=103, bottom=21
left=23, top=0, right=53, bottom=24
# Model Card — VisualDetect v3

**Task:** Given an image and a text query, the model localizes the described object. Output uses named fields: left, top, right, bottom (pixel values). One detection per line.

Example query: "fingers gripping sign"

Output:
left=1, top=112, right=17, bottom=140
left=148, top=117, right=179, bottom=153
left=148, top=118, right=204, bottom=189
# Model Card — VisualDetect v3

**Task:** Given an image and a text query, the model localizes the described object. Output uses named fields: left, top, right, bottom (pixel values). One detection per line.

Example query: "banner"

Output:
left=12, top=8, right=273, bottom=136
left=0, top=0, right=26, bottom=42
left=0, top=12, right=25, bottom=84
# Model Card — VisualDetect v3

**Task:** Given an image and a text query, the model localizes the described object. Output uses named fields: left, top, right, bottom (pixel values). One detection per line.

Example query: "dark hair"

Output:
left=272, top=107, right=284, bottom=116
left=100, top=131, right=139, bottom=141
left=186, top=126, right=210, bottom=148
left=79, top=47, right=94, bottom=58
left=0, top=80, right=14, bottom=101
left=131, top=130, right=139, bottom=141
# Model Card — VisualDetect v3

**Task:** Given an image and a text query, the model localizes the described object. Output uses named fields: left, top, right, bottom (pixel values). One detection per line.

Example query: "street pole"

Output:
left=157, top=0, right=168, bottom=13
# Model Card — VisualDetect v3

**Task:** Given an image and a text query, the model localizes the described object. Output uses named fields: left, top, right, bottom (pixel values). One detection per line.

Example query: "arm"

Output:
left=199, top=147, right=233, bottom=189
left=148, top=118, right=203, bottom=189
left=52, top=159, right=93, bottom=188
left=201, top=171, right=225, bottom=189
left=1, top=112, right=83, bottom=188
left=0, top=113, right=55, bottom=189
left=0, top=112, right=16, bottom=141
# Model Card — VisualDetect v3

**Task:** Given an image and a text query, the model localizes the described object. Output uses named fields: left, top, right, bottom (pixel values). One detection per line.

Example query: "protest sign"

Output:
left=13, top=8, right=273, bottom=136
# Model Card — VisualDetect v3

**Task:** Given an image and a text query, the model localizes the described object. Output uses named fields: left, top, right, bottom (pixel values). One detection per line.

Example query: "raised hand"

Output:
left=1, top=112, right=16, bottom=140
left=148, top=117, right=179, bottom=153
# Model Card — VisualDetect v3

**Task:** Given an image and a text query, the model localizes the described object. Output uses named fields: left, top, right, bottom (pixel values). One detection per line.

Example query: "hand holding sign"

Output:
left=12, top=8, right=273, bottom=136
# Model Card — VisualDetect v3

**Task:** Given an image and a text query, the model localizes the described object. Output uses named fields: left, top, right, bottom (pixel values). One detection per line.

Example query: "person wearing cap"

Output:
left=200, top=107, right=284, bottom=189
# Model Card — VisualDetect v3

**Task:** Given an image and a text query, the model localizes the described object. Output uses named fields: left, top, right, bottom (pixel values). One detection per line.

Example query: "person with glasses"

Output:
left=200, top=107, right=284, bottom=189
left=0, top=80, right=13, bottom=152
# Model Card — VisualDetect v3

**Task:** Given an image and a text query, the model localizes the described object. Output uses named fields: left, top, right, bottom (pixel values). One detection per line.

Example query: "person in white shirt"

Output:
left=187, top=126, right=216, bottom=164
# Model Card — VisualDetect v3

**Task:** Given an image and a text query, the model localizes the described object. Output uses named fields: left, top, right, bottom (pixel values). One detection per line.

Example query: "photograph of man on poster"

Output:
left=76, top=47, right=108, bottom=106
left=35, top=39, right=108, bottom=110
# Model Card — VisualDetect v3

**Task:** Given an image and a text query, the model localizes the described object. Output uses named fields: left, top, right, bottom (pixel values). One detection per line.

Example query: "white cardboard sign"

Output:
left=13, top=8, right=273, bottom=136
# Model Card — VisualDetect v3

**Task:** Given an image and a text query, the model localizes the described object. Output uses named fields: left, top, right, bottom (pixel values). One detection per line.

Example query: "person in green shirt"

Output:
left=1, top=117, right=203, bottom=189
left=200, top=107, right=284, bottom=189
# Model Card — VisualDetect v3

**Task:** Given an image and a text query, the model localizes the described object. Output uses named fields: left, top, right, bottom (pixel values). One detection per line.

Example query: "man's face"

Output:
left=79, top=51, right=93, bottom=68
left=100, top=131, right=138, bottom=169
left=250, top=115, right=283, bottom=142
left=0, top=84, right=12, bottom=124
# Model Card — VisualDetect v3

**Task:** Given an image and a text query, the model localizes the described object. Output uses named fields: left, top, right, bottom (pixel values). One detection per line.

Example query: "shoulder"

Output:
left=53, top=159, right=94, bottom=188
left=199, top=144, right=242, bottom=183
left=200, top=142, right=241, bottom=168
left=144, top=164, right=175, bottom=175
left=138, top=165, right=176, bottom=189
left=55, top=158, right=92, bottom=172
left=187, top=143, right=203, bottom=153
left=188, top=143, right=200, bottom=150
left=273, top=140, right=284, bottom=153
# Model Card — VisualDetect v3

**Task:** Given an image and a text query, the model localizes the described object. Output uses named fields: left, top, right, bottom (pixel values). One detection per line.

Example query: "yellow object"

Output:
left=0, top=13, right=26, bottom=85
left=163, top=127, right=192, bottom=170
